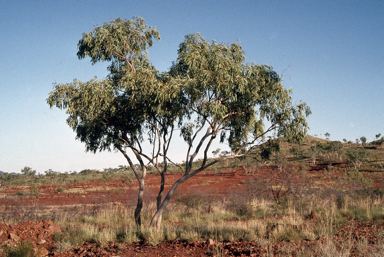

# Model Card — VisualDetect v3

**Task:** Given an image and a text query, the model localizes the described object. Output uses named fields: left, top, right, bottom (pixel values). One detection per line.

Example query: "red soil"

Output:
left=1, top=163, right=383, bottom=256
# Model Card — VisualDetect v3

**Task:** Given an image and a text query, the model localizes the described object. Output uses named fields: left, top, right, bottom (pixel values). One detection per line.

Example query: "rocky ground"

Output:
left=0, top=219, right=383, bottom=256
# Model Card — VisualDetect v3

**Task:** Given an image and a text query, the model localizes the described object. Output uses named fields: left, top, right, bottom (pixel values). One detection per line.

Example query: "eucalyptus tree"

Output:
left=47, top=17, right=182, bottom=226
left=48, top=19, right=310, bottom=229
left=149, top=33, right=311, bottom=228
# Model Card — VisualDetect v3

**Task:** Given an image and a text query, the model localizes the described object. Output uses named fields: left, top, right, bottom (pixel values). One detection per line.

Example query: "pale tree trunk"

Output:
left=135, top=178, right=145, bottom=226
left=150, top=174, right=190, bottom=229
left=133, top=160, right=147, bottom=227
left=154, top=133, right=170, bottom=228
left=155, top=171, right=165, bottom=228
left=119, top=146, right=147, bottom=227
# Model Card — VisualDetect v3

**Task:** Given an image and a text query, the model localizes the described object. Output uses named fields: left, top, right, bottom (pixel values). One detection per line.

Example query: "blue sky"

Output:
left=0, top=0, right=383, bottom=173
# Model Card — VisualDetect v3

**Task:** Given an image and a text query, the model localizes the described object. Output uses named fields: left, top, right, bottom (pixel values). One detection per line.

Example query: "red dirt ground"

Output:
left=3, top=163, right=382, bottom=208
left=0, top=164, right=383, bottom=256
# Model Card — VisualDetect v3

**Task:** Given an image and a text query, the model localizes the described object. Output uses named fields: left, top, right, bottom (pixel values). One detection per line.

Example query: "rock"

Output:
left=1, top=239, right=15, bottom=247
left=310, top=211, right=317, bottom=221
left=36, top=238, right=46, bottom=245
left=48, top=224, right=61, bottom=234
left=8, top=233, right=20, bottom=242
left=34, top=246, right=49, bottom=257
left=207, top=238, right=214, bottom=245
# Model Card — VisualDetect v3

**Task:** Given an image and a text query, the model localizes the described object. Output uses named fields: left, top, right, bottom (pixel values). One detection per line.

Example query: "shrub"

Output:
left=54, top=241, right=72, bottom=253
left=29, top=184, right=39, bottom=196
left=176, top=194, right=204, bottom=211
left=56, top=188, right=64, bottom=193
left=2, top=241, right=35, bottom=257
left=345, top=148, right=370, bottom=169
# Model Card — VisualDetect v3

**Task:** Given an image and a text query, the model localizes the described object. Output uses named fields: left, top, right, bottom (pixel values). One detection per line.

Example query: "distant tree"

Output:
left=21, top=166, right=36, bottom=185
left=346, top=148, right=370, bottom=169
left=220, top=151, right=231, bottom=157
left=343, top=138, right=347, bottom=143
left=371, top=134, right=384, bottom=146
left=212, top=148, right=221, bottom=157
left=289, top=145, right=301, bottom=158
left=360, top=136, right=367, bottom=147
left=318, top=141, right=343, bottom=164
left=356, top=138, right=360, bottom=144
left=324, top=132, right=330, bottom=140
left=275, top=152, right=287, bottom=171
left=44, top=169, right=58, bottom=189
left=307, top=144, right=322, bottom=166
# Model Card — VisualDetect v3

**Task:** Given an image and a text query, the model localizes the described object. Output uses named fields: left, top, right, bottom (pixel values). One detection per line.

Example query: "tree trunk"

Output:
left=150, top=174, right=190, bottom=228
left=135, top=178, right=144, bottom=226
left=155, top=171, right=165, bottom=228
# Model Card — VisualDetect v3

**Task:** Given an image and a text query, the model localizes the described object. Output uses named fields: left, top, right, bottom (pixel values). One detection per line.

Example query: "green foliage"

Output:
left=289, top=145, right=302, bottom=158
left=53, top=229, right=86, bottom=247
left=370, top=136, right=384, bottom=146
left=212, top=148, right=221, bottom=157
left=21, top=166, right=36, bottom=177
left=318, top=141, right=343, bottom=164
left=360, top=136, right=367, bottom=147
left=346, top=148, right=371, bottom=169
left=260, top=139, right=281, bottom=161
left=335, top=195, right=345, bottom=209
left=47, top=17, right=167, bottom=155
left=56, top=187, right=64, bottom=193
left=29, top=184, right=39, bottom=196
left=173, top=33, right=311, bottom=153
left=347, top=169, right=372, bottom=185
left=306, top=141, right=343, bottom=165
left=2, top=241, right=35, bottom=257
left=306, top=142, right=322, bottom=165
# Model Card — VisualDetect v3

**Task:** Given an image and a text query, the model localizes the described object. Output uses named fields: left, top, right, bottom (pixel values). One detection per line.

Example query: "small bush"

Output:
left=335, top=195, right=345, bottom=209
left=355, top=188, right=384, bottom=199
left=29, top=184, right=39, bottom=196
left=56, top=188, right=64, bottom=193
left=176, top=194, right=203, bottom=210
left=53, top=230, right=85, bottom=247
left=54, top=241, right=72, bottom=253
left=2, top=241, right=35, bottom=257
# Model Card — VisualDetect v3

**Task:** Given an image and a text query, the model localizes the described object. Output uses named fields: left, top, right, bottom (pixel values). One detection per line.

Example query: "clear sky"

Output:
left=0, top=0, right=383, bottom=174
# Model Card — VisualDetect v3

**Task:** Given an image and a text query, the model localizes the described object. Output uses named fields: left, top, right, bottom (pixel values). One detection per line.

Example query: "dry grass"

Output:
left=17, top=190, right=375, bottom=250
